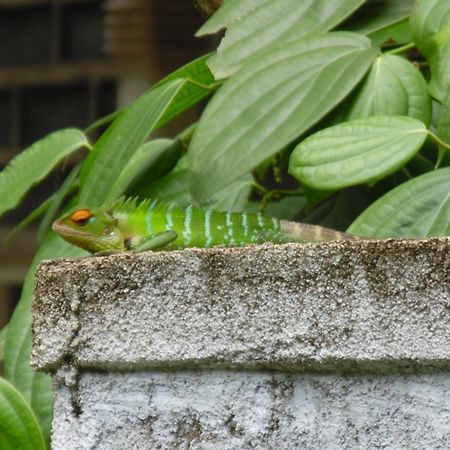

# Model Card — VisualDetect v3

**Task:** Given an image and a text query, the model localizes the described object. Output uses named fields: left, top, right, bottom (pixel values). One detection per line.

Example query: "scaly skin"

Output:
left=52, top=197, right=355, bottom=254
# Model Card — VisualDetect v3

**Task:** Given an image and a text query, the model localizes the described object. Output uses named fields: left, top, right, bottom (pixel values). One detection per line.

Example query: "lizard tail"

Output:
left=279, top=220, right=357, bottom=243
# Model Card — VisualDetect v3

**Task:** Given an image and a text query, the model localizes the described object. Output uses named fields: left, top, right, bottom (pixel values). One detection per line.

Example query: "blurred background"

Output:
left=0, top=0, right=214, bottom=338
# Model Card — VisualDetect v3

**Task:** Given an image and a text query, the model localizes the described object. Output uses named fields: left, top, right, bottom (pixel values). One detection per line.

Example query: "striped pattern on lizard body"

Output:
left=52, top=197, right=356, bottom=254
left=116, top=198, right=281, bottom=250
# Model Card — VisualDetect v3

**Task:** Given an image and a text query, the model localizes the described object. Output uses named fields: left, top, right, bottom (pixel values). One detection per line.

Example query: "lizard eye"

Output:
left=70, top=209, right=94, bottom=226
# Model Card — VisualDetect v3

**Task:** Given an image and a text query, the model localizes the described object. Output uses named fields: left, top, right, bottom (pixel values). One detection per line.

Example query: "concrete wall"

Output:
left=32, top=239, right=450, bottom=449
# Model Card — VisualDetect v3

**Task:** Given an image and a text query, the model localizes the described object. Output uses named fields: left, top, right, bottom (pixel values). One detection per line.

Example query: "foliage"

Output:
left=0, top=0, right=449, bottom=446
left=0, top=378, right=46, bottom=450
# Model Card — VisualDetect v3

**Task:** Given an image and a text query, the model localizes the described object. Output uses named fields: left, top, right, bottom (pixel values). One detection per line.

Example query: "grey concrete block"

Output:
left=31, top=239, right=450, bottom=449
left=33, top=239, right=450, bottom=372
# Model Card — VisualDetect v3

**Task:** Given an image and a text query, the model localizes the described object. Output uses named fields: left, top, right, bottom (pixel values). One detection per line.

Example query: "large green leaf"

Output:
left=143, top=167, right=254, bottom=212
left=345, top=0, right=414, bottom=35
left=289, top=116, right=428, bottom=190
left=0, top=325, right=6, bottom=361
left=196, top=0, right=265, bottom=35
left=410, top=0, right=450, bottom=101
left=368, top=18, right=412, bottom=46
left=209, top=173, right=253, bottom=212
left=37, top=164, right=80, bottom=244
left=5, top=197, right=54, bottom=244
left=437, top=92, right=450, bottom=167
left=79, top=79, right=186, bottom=205
left=140, top=156, right=190, bottom=204
left=0, top=378, right=46, bottom=450
left=143, top=169, right=191, bottom=206
left=85, top=54, right=216, bottom=135
left=0, top=129, right=89, bottom=218
left=188, top=32, right=377, bottom=204
left=344, top=54, right=431, bottom=124
left=156, top=54, right=216, bottom=127
left=198, top=0, right=366, bottom=79
left=105, top=139, right=177, bottom=202
left=4, top=233, right=86, bottom=446
left=126, top=144, right=184, bottom=199
left=348, top=167, right=450, bottom=238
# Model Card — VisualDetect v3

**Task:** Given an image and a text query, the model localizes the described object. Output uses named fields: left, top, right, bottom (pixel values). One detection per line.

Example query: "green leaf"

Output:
left=139, top=150, right=252, bottom=209
left=0, top=325, right=7, bottom=361
left=85, top=54, right=215, bottom=135
left=210, top=173, right=253, bottom=212
left=348, top=167, right=450, bottom=238
left=79, top=79, right=186, bottom=205
left=4, top=233, right=86, bottom=446
left=289, top=116, right=428, bottom=190
left=437, top=92, right=450, bottom=168
left=244, top=195, right=306, bottom=220
left=188, top=32, right=377, bottom=204
left=344, top=54, right=431, bottom=125
left=199, top=0, right=366, bottom=79
left=104, top=139, right=177, bottom=202
left=345, top=0, right=414, bottom=35
left=406, top=151, right=436, bottom=177
left=410, top=0, right=450, bottom=101
left=126, top=143, right=184, bottom=199
left=84, top=109, right=121, bottom=135
left=263, top=195, right=306, bottom=221
left=0, top=128, right=89, bottom=218
left=368, top=18, right=412, bottom=46
left=304, top=186, right=373, bottom=230
left=142, top=169, right=191, bottom=206
left=0, top=378, right=46, bottom=450
left=139, top=155, right=190, bottom=205
left=156, top=54, right=216, bottom=127
left=37, top=164, right=80, bottom=244
left=303, top=186, right=335, bottom=212
left=5, top=196, right=54, bottom=243
left=196, top=0, right=261, bottom=35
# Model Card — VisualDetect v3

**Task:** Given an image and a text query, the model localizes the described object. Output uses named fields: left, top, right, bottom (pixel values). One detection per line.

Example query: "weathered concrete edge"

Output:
left=31, top=238, right=450, bottom=374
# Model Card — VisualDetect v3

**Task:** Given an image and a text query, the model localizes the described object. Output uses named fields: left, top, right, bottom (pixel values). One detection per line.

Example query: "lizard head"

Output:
left=52, top=207, right=125, bottom=254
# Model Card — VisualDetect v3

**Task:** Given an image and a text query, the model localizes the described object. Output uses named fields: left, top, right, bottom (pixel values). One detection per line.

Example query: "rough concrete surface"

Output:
left=33, top=239, right=450, bottom=372
left=31, top=239, right=450, bottom=449
left=52, top=371, right=450, bottom=450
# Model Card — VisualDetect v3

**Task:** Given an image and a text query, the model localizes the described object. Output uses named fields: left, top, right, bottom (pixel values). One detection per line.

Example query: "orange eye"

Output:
left=70, top=209, right=94, bottom=226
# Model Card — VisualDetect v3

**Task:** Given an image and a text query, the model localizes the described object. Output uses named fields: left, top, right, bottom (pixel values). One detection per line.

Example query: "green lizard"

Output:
left=52, top=197, right=355, bottom=254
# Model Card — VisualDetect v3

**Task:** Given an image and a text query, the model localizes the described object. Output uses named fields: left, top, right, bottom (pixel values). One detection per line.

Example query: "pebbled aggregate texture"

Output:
left=33, top=239, right=450, bottom=372
left=52, top=370, right=450, bottom=450
left=31, top=238, right=450, bottom=449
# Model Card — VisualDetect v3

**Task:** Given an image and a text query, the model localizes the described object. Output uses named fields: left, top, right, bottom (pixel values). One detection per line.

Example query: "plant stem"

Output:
left=251, top=182, right=268, bottom=195
left=385, top=42, right=415, bottom=55
left=428, top=130, right=450, bottom=150
left=187, top=78, right=223, bottom=91
left=270, top=188, right=304, bottom=196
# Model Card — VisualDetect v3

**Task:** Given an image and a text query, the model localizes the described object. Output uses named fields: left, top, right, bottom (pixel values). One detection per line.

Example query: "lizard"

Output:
left=52, top=197, right=356, bottom=254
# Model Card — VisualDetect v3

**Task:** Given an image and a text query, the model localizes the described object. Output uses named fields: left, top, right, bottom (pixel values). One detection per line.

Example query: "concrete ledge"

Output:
left=32, top=238, right=450, bottom=373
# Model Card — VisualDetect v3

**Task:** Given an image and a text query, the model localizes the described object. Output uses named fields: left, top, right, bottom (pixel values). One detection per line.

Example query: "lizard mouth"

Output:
left=51, top=220, right=92, bottom=239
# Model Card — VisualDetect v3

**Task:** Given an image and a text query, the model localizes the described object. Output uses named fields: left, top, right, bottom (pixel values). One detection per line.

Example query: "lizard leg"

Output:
left=135, top=230, right=178, bottom=252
